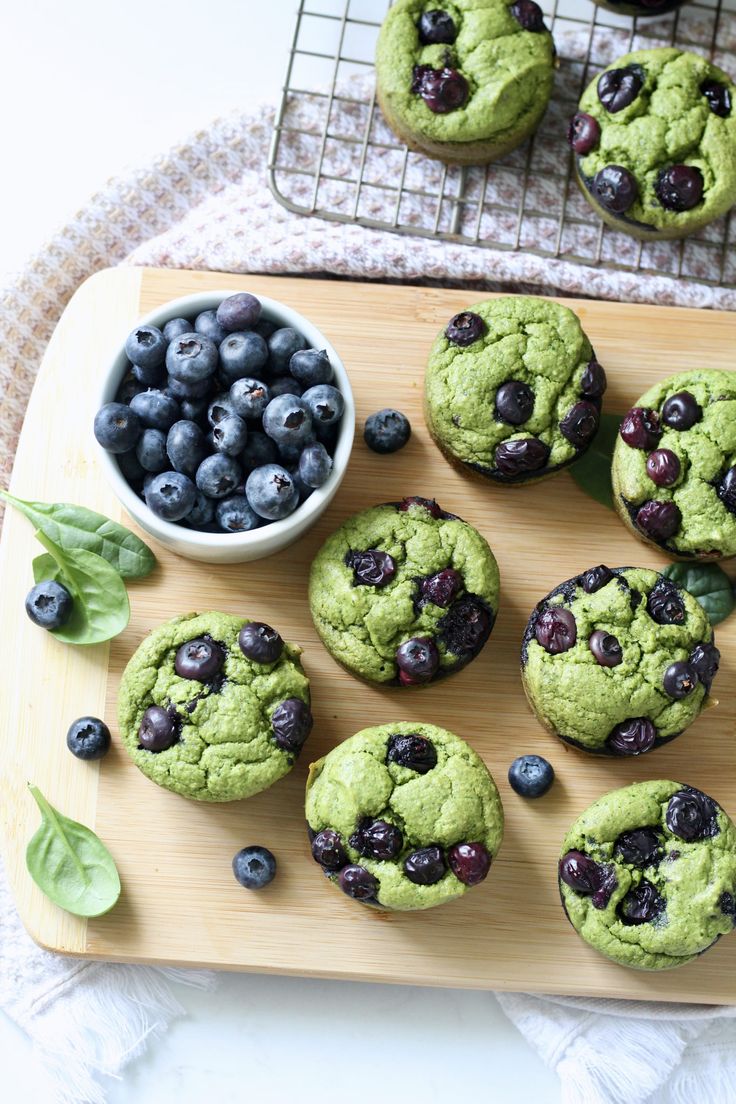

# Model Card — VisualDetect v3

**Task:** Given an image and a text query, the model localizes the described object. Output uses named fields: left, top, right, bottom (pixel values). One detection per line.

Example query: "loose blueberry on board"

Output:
left=290, top=348, right=333, bottom=387
left=303, top=384, right=344, bottom=427
left=215, top=495, right=260, bottom=533
left=125, top=325, right=167, bottom=372
left=495, top=381, right=534, bottom=425
left=219, top=332, right=269, bottom=384
left=245, top=464, right=299, bottom=520
left=404, top=846, right=446, bottom=885
left=138, top=705, right=178, bottom=751
left=567, top=112, right=600, bottom=155
left=597, top=66, right=644, bottom=113
left=145, top=471, right=197, bottom=521
left=239, top=622, right=283, bottom=664
left=661, top=391, right=701, bottom=430
left=418, top=9, right=457, bottom=44
left=655, top=165, right=704, bottom=212
left=232, top=846, right=277, bottom=890
left=271, top=698, right=313, bottom=753
left=311, top=829, right=349, bottom=871
left=411, top=65, right=468, bottom=113
left=94, top=403, right=142, bottom=453
left=175, top=638, right=225, bottom=681
left=66, top=716, right=111, bottom=761
left=606, top=717, right=656, bottom=756
left=535, top=607, right=577, bottom=654
left=216, top=292, right=262, bottom=332
left=592, top=165, right=638, bottom=214
left=194, top=309, right=228, bottom=346
left=448, top=842, right=491, bottom=885
left=339, top=865, right=379, bottom=900
left=588, top=629, right=623, bottom=667
left=364, top=409, right=411, bottom=454
left=25, top=580, right=74, bottom=630
left=508, top=754, right=554, bottom=798
left=386, top=733, right=438, bottom=774
left=298, top=442, right=332, bottom=488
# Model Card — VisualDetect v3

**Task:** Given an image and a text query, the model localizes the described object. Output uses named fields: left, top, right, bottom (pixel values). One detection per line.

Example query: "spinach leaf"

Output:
left=663, top=562, right=735, bottom=626
left=568, top=412, right=622, bottom=511
left=26, top=784, right=121, bottom=918
left=32, top=531, right=129, bottom=645
left=1, top=491, right=155, bottom=578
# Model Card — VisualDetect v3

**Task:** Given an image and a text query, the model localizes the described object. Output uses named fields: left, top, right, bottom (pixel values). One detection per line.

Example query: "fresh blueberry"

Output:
left=339, top=865, right=379, bottom=900
left=655, top=165, right=704, bottom=212
left=175, top=637, right=225, bottom=681
left=268, top=376, right=304, bottom=398
left=592, top=165, right=638, bottom=214
left=255, top=318, right=277, bottom=340
left=289, top=348, right=333, bottom=388
left=135, top=428, right=168, bottom=472
left=195, top=454, right=242, bottom=499
left=298, top=442, right=332, bottom=488
left=567, top=112, right=601, bottom=155
left=589, top=629, right=622, bottom=667
left=446, top=311, right=485, bottom=345
left=116, top=372, right=145, bottom=405
left=129, top=389, right=181, bottom=432
left=418, top=9, right=457, bottom=44
left=239, top=621, right=283, bottom=663
left=535, top=607, right=576, bottom=654
left=386, top=733, right=437, bottom=774
left=302, top=384, right=344, bottom=427
left=350, top=819, right=403, bottom=861
left=194, top=309, right=228, bottom=345
left=138, top=705, right=178, bottom=751
left=666, top=788, right=718, bottom=841
left=66, top=716, right=111, bottom=760
left=508, top=754, right=555, bottom=798
left=145, top=471, right=197, bottom=521
left=229, top=377, right=271, bottom=420
left=166, top=373, right=211, bottom=401
left=239, top=431, right=279, bottom=472
left=212, top=414, right=248, bottom=457
left=166, top=420, right=207, bottom=476
left=581, top=565, right=613, bottom=593
left=180, top=397, right=210, bottom=424
left=271, top=697, right=313, bottom=753
left=163, top=317, right=193, bottom=342
left=635, top=500, right=681, bottom=541
left=262, top=394, right=313, bottom=448
left=495, top=381, right=534, bottom=425
left=411, top=65, right=468, bottom=114
left=494, top=437, right=550, bottom=477
left=268, top=327, right=307, bottom=375
left=606, top=717, right=657, bottom=756
left=347, top=549, right=396, bottom=587
left=619, top=407, right=661, bottom=450
left=395, top=636, right=440, bottom=684
left=690, top=642, right=720, bottom=690
left=207, top=393, right=238, bottom=427
left=364, top=409, right=411, bottom=454
left=183, top=491, right=216, bottom=529
left=447, top=842, right=491, bottom=885
left=125, top=325, right=167, bottom=372
left=661, top=391, right=701, bottom=430
left=216, top=292, right=262, bottom=332
left=560, top=401, right=599, bottom=448
left=25, top=580, right=73, bottom=630
left=232, top=846, right=276, bottom=889
left=245, top=463, right=299, bottom=519
left=597, top=66, right=644, bottom=113
left=131, top=360, right=166, bottom=388
left=117, top=448, right=146, bottom=486
left=166, top=333, right=219, bottom=383
left=311, top=829, right=348, bottom=871
left=663, top=660, right=699, bottom=699
left=219, top=331, right=269, bottom=384
left=94, top=402, right=142, bottom=453
left=215, top=494, right=260, bottom=533
left=701, top=79, right=732, bottom=118
left=404, top=846, right=446, bottom=885
left=581, top=359, right=607, bottom=399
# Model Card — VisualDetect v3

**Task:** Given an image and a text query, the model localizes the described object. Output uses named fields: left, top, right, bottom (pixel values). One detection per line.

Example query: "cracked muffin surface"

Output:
left=118, top=611, right=312, bottom=801
left=307, top=497, right=500, bottom=686
left=559, top=780, right=736, bottom=970
left=521, top=566, right=717, bottom=754
left=306, top=722, right=504, bottom=911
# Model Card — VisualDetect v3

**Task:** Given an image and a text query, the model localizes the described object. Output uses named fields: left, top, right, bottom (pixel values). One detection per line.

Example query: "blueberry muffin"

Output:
left=521, top=566, right=718, bottom=755
left=306, top=722, right=504, bottom=911
left=612, top=370, right=736, bottom=560
left=308, top=497, right=500, bottom=687
left=424, top=296, right=606, bottom=484
left=568, top=48, right=736, bottom=241
left=118, top=612, right=313, bottom=801
left=375, top=0, right=556, bottom=165
left=559, top=781, right=736, bottom=970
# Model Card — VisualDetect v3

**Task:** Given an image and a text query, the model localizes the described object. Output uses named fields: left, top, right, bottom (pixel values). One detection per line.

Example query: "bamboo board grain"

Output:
left=2, top=266, right=736, bottom=1004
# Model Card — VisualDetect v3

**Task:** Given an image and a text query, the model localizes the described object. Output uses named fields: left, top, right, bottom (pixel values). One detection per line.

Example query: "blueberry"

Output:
left=495, top=381, right=534, bottom=425
left=239, top=621, right=283, bottom=663
left=690, top=642, right=720, bottom=690
left=398, top=496, right=444, bottom=518
left=245, top=463, right=299, bottom=519
left=363, top=408, right=411, bottom=453
left=271, top=697, right=313, bottom=753
left=255, top=318, right=277, bottom=340
left=718, top=466, right=736, bottom=515
left=445, top=311, right=485, bottom=345
left=219, top=332, right=269, bottom=384
left=232, top=846, right=276, bottom=889
left=117, top=448, right=146, bottom=486
left=510, top=0, right=546, bottom=30
left=535, top=607, right=576, bottom=654
left=302, top=384, right=345, bottom=427
left=420, top=568, right=462, bottom=607
left=184, top=491, right=215, bottom=529
left=615, top=828, right=661, bottom=867
left=229, top=378, right=271, bottom=420
left=350, top=819, right=403, bottom=861
left=347, top=549, right=396, bottom=587
left=618, top=880, right=663, bottom=925
left=25, top=580, right=73, bottom=630
left=166, top=420, right=207, bottom=476
left=298, top=442, right=332, bottom=488
left=192, top=309, right=227, bottom=346
left=166, top=374, right=210, bottom=400
left=386, top=733, right=437, bottom=774
left=195, top=454, right=242, bottom=500
left=567, top=112, right=601, bottom=155
left=212, top=414, right=248, bottom=457
left=580, top=359, right=607, bottom=399
left=395, top=636, right=439, bottom=683
left=138, top=705, right=178, bottom=751
left=131, top=360, right=166, bottom=388
left=163, top=317, right=193, bottom=342
left=607, top=717, right=656, bottom=756
left=311, top=829, right=348, bottom=871
left=655, top=166, right=704, bottom=212
left=94, top=402, right=142, bottom=453
left=418, top=10, right=457, bottom=45
left=263, top=394, right=313, bottom=448
left=239, top=431, right=279, bottom=472
left=268, top=376, right=304, bottom=398
left=180, top=397, right=209, bottom=424
left=290, top=348, right=333, bottom=387
left=592, top=165, right=638, bottom=214
left=619, top=407, right=661, bottom=450
left=447, top=842, right=491, bottom=885
left=175, top=637, right=225, bottom=681
left=701, top=79, right=732, bottom=118
left=661, top=391, right=701, bottom=430
left=207, top=393, right=238, bottom=427
left=268, top=327, right=307, bottom=375
left=581, top=565, right=613, bottom=593
left=508, top=754, right=555, bottom=797
left=438, top=595, right=492, bottom=658
left=66, top=716, right=111, bottom=760
left=666, top=788, right=718, bottom=841
left=647, top=578, right=685, bottom=625
left=635, top=500, right=681, bottom=542
left=116, top=372, right=145, bottom=405
left=125, top=325, right=167, bottom=372
left=404, top=846, right=446, bottom=885
left=494, top=437, right=550, bottom=477
left=646, top=448, right=680, bottom=487
left=215, top=495, right=260, bottom=533
left=216, top=292, right=262, bottom=332
left=145, top=471, right=197, bottom=521
left=560, top=401, right=599, bottom=448
left=559, top=850, right=602, bottom=895
left=339, top=865, right=379, bottom=901
left=597, top=66, right=644, bottom=113
left=589, top=629, right=622, bottom=667
left=135, top=428, right=168, bottom=472
left=663, top=660, right=699, bottom=699
left=166, top=333, right=219, bottom=383
left=412, top=65, right=468, bottom=113
left=129, top=389, right=181, bottom=432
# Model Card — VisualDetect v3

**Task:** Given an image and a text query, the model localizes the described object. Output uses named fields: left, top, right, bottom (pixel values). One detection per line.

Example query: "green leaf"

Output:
left=26, top=784, right=121, bottom=918
left=1, top=491, right=155, bottom=578
left=32, top=531, right=130, bottom=645
left=663, top=562, right=735, bottom=626
left=568, top=412, right=622, bottom=511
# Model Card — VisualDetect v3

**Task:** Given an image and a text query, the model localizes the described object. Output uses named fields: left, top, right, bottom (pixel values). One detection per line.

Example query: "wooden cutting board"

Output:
left=2, top=266, right=736, bottom=1004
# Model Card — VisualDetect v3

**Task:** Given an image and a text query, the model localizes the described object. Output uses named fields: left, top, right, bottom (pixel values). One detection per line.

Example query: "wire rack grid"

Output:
left=268, top=0, right=736, bottom=289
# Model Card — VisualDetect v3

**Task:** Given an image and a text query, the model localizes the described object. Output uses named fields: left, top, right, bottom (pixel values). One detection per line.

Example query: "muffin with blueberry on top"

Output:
left=521, top=566, right=718, bottom=755
left=612, top=370, right=736, bottom=559
left=424, top=296, right=606, bottom=484
left=568, top=47, right=736, bottom=241
left=375, top=0, right=556, bottom=165
left=307, top=722, right=504, bottom=911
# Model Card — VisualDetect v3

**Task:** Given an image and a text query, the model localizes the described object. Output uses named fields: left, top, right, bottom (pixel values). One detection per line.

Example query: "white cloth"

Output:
left=2, top=89, right=736, bottom=1104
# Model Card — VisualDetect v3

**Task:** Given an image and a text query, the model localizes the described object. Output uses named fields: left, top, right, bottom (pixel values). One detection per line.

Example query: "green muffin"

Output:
left=375, top=0, right=556, bottom=165
left=521, top=566, right=718, bottom=755
left=559, top=781, right=736, bottom=970
left=118, top=611, right=312, bottom=802
left=424, top=296, right=606, bottom=484
left=569, top=48, right=736, bottom=241
left=612, top=370, right=736, bottom=560
left=306, top=722, right=504, bottom=911
left=308, top=497, right=500, bottom=687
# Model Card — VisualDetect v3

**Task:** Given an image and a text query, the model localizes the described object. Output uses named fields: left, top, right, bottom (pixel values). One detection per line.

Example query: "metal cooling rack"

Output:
left=268, top=0, right=736, bottom=289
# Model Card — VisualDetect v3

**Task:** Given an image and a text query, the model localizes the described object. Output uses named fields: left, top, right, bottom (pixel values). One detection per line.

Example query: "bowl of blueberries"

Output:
left=94, top=289, right=354, bottom=563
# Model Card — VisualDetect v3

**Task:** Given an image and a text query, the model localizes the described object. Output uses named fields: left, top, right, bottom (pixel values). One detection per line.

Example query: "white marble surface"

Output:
left=0, top=1, right=565, bottom=1100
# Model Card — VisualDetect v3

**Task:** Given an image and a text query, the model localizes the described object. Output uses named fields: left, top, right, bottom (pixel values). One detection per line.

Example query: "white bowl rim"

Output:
left=98, top=289, right=355, bottom=552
